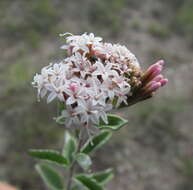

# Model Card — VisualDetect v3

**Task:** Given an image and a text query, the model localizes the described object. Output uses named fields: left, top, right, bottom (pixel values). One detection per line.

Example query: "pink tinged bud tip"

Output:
left=157, top=60, right=165, bottom=66
left=160, top=78, right=168, bottom=86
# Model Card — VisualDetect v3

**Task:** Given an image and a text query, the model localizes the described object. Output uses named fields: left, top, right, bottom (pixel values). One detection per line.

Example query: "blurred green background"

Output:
left=0, top=0, right=193, bottom=189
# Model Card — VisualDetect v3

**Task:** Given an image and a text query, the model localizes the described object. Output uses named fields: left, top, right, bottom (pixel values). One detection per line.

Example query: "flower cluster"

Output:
left=32, top=33, right=168, bottom=128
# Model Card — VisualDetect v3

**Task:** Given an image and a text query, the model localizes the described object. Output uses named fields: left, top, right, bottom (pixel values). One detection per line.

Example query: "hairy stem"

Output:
left=66, top=130, right=83, bottom=190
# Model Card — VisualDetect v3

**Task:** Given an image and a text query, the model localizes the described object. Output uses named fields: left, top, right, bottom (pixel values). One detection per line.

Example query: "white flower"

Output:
left=115, top=87, right=130, bottom=108
left=97, top=104, right=112, bottom=124
left=70, top=53, right=91, bottom=78
left=61, top=106, right=81, bottom=128
left=78, top=99, right=100, bottom=125
left=112, top=75, right=130, bottom=89
left=32, top=74, right=45, bottom=99
left=46, top=83, right=65, bottom=103
left=64, top=33, right=102, bottom=54
left=64, top=82, right=85, bottom=105
left=83, top=33, right=102, bottom=44
left=92, top=61, right=118, bottom=80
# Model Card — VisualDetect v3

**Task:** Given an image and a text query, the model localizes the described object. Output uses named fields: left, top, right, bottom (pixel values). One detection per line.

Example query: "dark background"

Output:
left=0, top=0, right=193, bottom=189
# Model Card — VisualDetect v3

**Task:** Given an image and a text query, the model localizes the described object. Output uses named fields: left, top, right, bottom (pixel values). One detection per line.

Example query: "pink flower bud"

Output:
left=142, top=63, right=163, bottom=83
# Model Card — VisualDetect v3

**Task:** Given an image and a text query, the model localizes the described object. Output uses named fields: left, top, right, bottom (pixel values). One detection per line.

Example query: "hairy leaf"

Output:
left=36, top=164, right=64, bottom=190
left=98, top=114, right=128, bottom=130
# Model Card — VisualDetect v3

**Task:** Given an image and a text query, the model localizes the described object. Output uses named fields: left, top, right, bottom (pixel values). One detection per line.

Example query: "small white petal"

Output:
left=66, top=97, right=76, bottom=105
left=101, top=112, right=108, bottom=124
left=47, top=92, right=57, bottom=103
left=40, top=88, right=47, bottom=98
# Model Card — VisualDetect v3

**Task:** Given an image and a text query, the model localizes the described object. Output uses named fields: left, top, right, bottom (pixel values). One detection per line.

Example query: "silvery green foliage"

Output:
left=29, top=114, right=128, bottom=190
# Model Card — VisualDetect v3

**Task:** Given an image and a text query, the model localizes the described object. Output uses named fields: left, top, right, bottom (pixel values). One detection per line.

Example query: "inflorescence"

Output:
left=32, top=33, right=168, bottom=129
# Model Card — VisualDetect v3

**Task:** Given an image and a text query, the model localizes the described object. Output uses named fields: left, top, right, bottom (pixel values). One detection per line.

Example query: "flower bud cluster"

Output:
left=32, top=33, right=167, bottom=128
left=125, top=60, right=168, bottom=106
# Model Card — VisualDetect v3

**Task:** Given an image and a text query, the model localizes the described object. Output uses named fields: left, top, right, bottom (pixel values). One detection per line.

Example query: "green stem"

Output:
left=66, top=129, right=83, bottom=190
left=66, top=162, right=76, bottom=190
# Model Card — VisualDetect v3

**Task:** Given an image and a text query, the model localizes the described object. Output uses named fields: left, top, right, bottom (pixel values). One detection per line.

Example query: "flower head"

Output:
left=32, top=33, right=168, bottom=128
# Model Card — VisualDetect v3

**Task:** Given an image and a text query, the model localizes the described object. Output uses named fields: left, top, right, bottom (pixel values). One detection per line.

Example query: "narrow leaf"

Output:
left=98, top=114, right=128, bottom=131
left=81, top=131, right=112, bottom=154
left=76, top=153, right=92, bottom=171
left=74, top=175, right=104, bottom=190
left=29, top=149, right=68, bottom=166
left=91, top=168, right=114, bottom=185
left=36, top=164, right=64, bottom=190
left=63, top=131, right=77, bottom=164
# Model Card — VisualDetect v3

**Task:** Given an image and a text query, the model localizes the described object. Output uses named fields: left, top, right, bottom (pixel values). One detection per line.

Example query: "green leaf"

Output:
left=29, top=149, right=68, bottom=166
left=91, top=169, right=114, bottom=185
left=81, top=130, right=112, bottom=154
left=98, top=114, right=128, bottom=131
left=36, top=164, right=64, bottom=190
left=62, top=131, right=77, bottom=164
left=72, top=181, right=88, bottom=190
left=76, top=153, right=92, bottom=171
left=74, top=175, right=104, bottom=190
